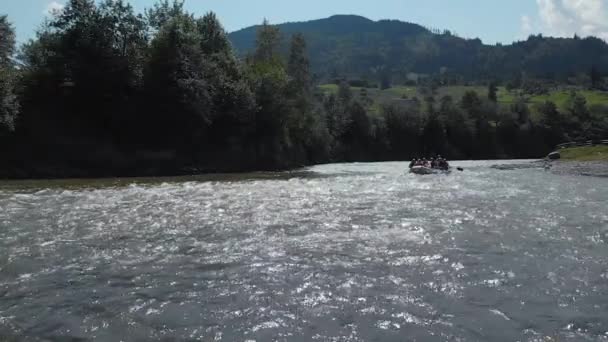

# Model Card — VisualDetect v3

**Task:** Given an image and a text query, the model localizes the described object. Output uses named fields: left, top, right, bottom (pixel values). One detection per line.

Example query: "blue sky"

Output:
left=3, top=0, right=608, bottom=45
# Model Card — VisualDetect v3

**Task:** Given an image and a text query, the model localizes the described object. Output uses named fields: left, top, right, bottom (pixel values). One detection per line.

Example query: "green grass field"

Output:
left=559, top=145, right=608, bottom=161
left=318, top=84, right=608, bottom=112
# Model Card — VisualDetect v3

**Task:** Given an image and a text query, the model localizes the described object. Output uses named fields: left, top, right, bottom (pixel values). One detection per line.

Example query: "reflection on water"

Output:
left=1, top=161, right=607, bottom=341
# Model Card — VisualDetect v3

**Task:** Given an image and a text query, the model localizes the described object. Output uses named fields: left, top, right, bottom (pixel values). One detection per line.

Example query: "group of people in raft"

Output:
left=409, top=156, right=450, bottom=170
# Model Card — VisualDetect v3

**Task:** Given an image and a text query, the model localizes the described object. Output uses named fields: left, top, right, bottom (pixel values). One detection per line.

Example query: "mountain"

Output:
left=228, top=15, right=608, bottom=83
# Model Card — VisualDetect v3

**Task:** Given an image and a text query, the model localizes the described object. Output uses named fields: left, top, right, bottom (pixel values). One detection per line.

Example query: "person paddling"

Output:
left=439, top=156, right=449, bottom=170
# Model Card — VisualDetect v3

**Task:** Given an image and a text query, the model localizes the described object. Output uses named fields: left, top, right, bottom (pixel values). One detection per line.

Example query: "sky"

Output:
left=2, top=0, right=608, bottom=45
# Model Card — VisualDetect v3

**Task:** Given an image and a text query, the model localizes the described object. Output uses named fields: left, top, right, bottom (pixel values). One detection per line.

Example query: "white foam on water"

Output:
left=251, top=321, right=281, bottom=332
left=375, top=320, right=392, bottom=330
left=392, top=312, right=425, bottom=325
left=483, top=279, right=504, bottom=287
left=489, top=309, right=511, bottom=321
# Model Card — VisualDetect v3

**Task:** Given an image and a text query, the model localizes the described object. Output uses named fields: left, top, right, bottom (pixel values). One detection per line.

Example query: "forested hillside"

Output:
left=229, top=15, right=608, bottom=84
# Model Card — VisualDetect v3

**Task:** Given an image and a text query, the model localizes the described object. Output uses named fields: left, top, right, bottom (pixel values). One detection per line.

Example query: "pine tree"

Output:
left=197, top=12, right=232, bottom=56
left=287, top=33, right=311, bottom=96
left=253, top=19, right=282, bottom=64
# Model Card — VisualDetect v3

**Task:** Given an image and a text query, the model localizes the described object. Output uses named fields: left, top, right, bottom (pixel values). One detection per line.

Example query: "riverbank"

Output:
left=558, top=145, right=608, bottom=161
left=0, top=141, right=296, bottom=180
left=546, top=146, right=608, bottom=177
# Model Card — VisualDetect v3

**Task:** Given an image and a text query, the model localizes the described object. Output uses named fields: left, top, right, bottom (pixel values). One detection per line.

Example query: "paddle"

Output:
left=457, top=167, right=464, bottom=172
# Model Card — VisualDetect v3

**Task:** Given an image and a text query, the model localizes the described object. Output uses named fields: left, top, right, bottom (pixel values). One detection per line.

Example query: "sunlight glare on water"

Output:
left=0, top=161, right=607, bottom=341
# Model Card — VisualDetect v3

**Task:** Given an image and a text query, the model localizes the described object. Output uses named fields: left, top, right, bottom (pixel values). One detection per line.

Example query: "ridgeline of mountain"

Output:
left=228, top=15, right=608, bottom=83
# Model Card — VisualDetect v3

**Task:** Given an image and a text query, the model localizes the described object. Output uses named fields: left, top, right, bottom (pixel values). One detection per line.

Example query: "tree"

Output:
left=197, top=12, right=255, bottom=135
left=197, top=12, right=232, bottom=56
left=51, top=0, right=96, bottom=31
left=97, top=0, right=149, bottom=129
left=511, top=97, right=530, bottom=125
left=460, top=90, right=496, bottom=157
left=488, top=82, right=498, bottom=102
left=245, top=20, right=294, bottom=167
left=0, top=69, right=18, bottom=134
left=287, top=33, right=311, bottom=96
left=422, top=114, right=446, bottom=155
left=444, top=107, right=473, bottom=158
left=360, top=88, right=373, bottom=106
left=284, top=32, right=328, bottom=165
left=99, top=0, right=148, bottom=61
left=0, top=15, right=18, bottom=134
left=461, top=91, right=482, bottom=119
left=253, top=19, right=281, bottom=64
left=424, top=96, right=436, bottom=115
left=144, top=14, right=212, bottom=150
left=146, top=0, right=186, bottom=31
left=496, top=108, right=520, bottom=157
left=588, top=104, right=608, bottom=140
left=538, top=101, right=561, bottom=128
left=196, top=11, right=256, bottom=147
left=381, top=104, right=421, bottom=159
left=323, top=80, right=354, bottom=155
left=438, top=95, right=455, bottom=119
left=341, top=101, right=372, bottom=160
left=19, top=0, right=149, bottom=142
left=538, top=101, right=564, bottom=146
left=337, top=80, right=353, bottom=105
left=564, top=91, right=591, bottom=139
left=0, top=15, right=16, bottom=68
left=590, top=66, right=602, bottom=90
left=380, top=72, right=391, bottom=90
left=505, top=75, right=522, bottom=92
left=565, top=91, right=590, bottom=122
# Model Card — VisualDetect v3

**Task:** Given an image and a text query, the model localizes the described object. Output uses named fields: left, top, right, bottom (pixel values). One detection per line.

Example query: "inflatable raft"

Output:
left=409, top=166, right=451, bottom=175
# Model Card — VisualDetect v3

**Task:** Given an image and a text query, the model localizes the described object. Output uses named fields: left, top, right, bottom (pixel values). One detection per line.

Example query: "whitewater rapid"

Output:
left=1, top=161, right=607, bottom=341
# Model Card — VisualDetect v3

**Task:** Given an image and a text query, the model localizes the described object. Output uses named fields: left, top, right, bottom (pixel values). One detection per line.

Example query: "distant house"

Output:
left=406, top=72, right=429, bottom=84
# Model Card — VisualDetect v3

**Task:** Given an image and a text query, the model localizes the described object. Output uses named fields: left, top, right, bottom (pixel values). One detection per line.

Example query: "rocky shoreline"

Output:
left=547, top=160, right=608, bottom=178
left=490, top=159, right=608, bottom=178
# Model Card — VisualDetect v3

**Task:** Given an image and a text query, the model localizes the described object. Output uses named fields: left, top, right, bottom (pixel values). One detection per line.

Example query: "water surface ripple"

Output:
left=1, top=161, right=607, bottom=341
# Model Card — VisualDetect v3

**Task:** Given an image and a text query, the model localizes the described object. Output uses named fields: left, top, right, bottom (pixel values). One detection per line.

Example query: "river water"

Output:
left=1, top=161, right=607, bottom=341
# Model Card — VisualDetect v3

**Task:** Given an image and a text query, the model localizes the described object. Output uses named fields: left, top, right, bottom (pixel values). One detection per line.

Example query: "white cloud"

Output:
left=521, top=15, right=533, bottom=33
left=44, top=1, right=65, bottom=16
left=518, top=14, right=536, bottom=40
left=535, top=0, right=608, bottom=40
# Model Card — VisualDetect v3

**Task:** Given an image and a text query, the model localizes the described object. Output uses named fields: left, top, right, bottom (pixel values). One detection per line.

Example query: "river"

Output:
left=1, top=161, right=607, bottom=341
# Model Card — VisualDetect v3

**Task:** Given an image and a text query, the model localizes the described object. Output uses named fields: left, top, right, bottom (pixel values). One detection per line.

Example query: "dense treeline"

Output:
left=1, top=0, right=332, bottom=176
left=318, top=82, right=608, bottom=161
left=0, top=1, right=606, bottom=178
